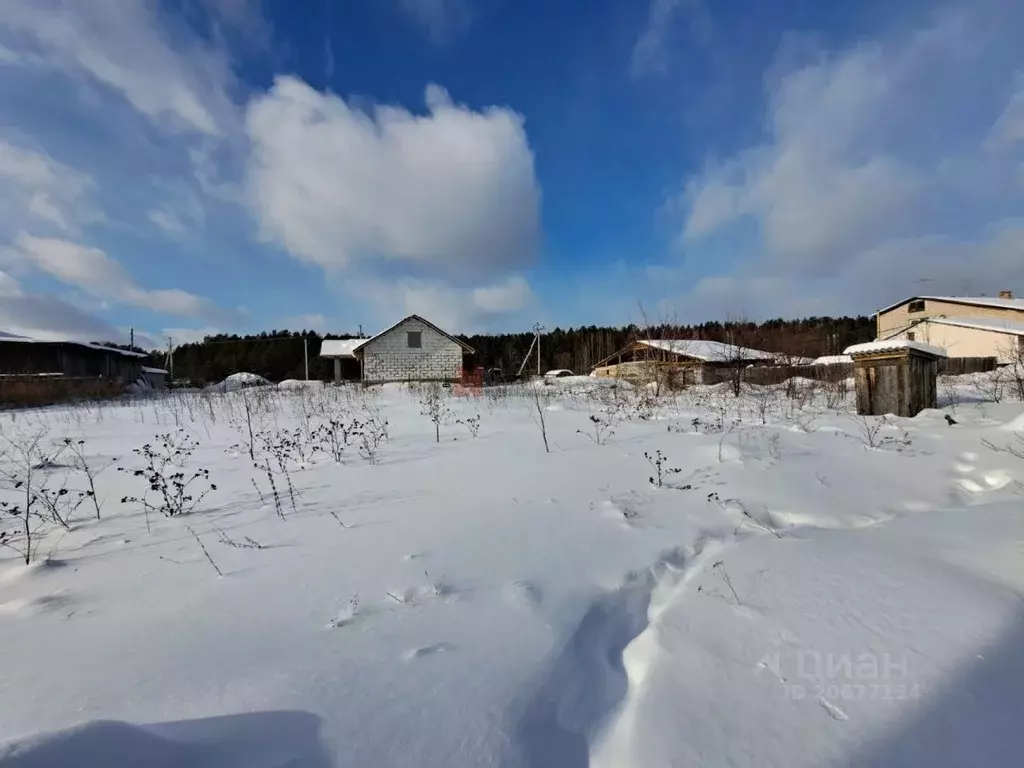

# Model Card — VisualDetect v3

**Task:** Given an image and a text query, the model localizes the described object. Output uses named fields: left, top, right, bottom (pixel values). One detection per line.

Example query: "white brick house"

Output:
left=321, top=315, right=475, bottom=384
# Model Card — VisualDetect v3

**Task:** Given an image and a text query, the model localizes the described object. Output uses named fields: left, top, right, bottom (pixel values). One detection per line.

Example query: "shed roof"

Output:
left=0, top=335, right=148, bottom=358
left=319, top=339, right=362, bottom=359
left=810, top=354, right=853, bottom=366
left=844, top=340, right=947, bottom=358
left=142, top=366, right=169, bottom=374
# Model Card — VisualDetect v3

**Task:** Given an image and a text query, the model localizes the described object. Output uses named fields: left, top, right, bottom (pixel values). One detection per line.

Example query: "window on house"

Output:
left=907, top=332, right=915, bottom=341
left=908, top=300, right=926, bottom=313
left=407, top=331, right=422, bottom=348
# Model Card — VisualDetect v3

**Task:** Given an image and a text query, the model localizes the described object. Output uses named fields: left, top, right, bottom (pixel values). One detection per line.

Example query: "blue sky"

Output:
left=0, top=0, right=1021, bottom=348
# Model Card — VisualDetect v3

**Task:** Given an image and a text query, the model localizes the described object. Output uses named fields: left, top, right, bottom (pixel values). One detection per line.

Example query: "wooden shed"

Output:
left=844, top=340, right=947, bottom=417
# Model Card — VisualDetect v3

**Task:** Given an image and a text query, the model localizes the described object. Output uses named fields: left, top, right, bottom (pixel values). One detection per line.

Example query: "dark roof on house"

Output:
left=0, top=335, right=148, bottom=358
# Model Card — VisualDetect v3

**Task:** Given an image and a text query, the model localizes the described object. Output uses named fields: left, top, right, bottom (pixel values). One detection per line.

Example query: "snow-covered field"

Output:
left=1, top=376, right=1023, bottom=767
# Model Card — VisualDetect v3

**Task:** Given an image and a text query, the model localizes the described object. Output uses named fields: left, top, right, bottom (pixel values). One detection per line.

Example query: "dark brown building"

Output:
left=0, top=337, right=146, bottom=382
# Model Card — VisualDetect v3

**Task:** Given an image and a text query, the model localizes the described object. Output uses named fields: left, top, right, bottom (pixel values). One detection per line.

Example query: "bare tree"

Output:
left=529, top=384, right=552, bottom=453
left=419, top=384, right=453, bottom=443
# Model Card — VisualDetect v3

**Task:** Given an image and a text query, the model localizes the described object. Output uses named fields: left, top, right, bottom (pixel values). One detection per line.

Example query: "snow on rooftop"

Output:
left=141, top=366, right=168, bottom=374
left=810, top=354, right=853, bottom=365
left=637, top=338, right=778, bottom=362
left=319, top=339, right=362, bottom=358
left=923, top=316, right=1024, bottom=336
left=844, top=340, right=948, bottom=357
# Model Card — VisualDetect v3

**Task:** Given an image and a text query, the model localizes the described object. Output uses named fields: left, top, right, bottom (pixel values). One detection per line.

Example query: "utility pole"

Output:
left=535, top=322, right=545, bottom=376
left=166, top=337, right=174, bottom=383
left=130, top=327, right=134, bottom=349
left=304, top=336, right=309, bottom=380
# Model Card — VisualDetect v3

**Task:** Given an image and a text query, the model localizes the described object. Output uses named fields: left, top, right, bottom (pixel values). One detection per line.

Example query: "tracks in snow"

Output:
left=514, top=535, right=726, bottom=768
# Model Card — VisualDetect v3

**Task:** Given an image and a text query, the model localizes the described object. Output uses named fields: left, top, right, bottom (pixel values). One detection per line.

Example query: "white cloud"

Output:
left=0, top=139, right=100, bottom=233
left=14, top=234, right=229, bottom=320
left=471, top=275, right=534, bottom=314
left=352, top=273, right=536, bottom=333
left=246, top=77, right=540, bottom=280
left=0, top=0, right=237, bottom=136
left=632, top=0, right=713, bottom=78
left=146, top=184, right=205, bottom=239
left=674, top=2, right=1024, bottom=317
left=0, top=272, right=128, bottom=342
left=396, top=0, right=471, bottom=41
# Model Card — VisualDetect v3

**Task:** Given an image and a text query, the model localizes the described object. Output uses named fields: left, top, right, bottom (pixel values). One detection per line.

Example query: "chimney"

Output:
left=999, top=290, right=1013, bottom=299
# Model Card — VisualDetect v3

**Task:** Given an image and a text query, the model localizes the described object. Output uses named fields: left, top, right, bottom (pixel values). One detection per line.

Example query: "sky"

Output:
left=0, top=0, right=1021, bottom=348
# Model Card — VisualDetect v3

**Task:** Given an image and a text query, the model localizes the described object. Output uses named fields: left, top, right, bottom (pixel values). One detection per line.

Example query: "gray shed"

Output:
left=844, top=340, right=947, bottom=417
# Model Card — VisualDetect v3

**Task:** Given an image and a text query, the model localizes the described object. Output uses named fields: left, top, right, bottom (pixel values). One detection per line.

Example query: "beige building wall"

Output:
left=877, top=299, right=1024, bottom=338
left=886, top=321, right=1022, bottom=363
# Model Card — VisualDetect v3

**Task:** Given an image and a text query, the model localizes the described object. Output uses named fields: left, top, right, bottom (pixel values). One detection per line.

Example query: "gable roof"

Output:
left=636, top=338, right=778, bottom=362
left=593, top=338, right=779, bottom=369
left=353, top=315, right=475, bottom=354
left=878, top=295, right=1024, bottom=315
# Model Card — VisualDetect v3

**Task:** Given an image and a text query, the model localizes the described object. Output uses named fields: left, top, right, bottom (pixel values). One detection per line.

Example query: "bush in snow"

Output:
left=644, top=450, right=684, bottom=488
left=118, top=431, right=218, bottom=527
left=0, top=430, right=89, bottom=563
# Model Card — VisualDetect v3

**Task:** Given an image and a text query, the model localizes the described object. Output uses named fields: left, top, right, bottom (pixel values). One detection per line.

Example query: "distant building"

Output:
left=876, top=292, right=1024, bottom=364
left=0, top=335, right=146, bottom=380
left=591, top=338, right=779, bottom=386
left=0, top=335, right=148, bottom=405
left=141, top=366, right=169, bottom=390
left=319, top=315, right=475, bottom=384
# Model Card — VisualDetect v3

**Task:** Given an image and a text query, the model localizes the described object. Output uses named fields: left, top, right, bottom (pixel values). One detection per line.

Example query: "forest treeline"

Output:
left=133, top=316, right=874, bottom=384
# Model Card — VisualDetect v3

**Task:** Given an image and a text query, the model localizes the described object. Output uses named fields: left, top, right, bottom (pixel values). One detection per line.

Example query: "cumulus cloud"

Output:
left=14, top=234, right=232, bottom=321
left=674, top=1, right=1024, bottom=317
left=246, top=77, right=541, bottom=280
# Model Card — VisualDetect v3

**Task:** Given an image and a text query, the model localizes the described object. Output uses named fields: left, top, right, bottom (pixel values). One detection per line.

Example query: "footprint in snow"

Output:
left=503, top=580, right=543, bottom=611
left=403, top=643, right=453, bottom=660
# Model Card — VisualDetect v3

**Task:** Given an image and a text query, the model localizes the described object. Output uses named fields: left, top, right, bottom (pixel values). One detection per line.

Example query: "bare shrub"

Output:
left=118, top=431, right=218, bottom=526
left=644, top=450, right=685, bottom=488
left=851, top=414, right=912, bottom=451
left=0, top=430, right=89, bottom=563
left=420, top=384, right=453, bottom=443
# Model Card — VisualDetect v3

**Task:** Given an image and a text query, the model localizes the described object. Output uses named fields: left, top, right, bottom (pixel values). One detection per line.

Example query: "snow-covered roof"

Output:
left=844, top=340, right=948, bottom=358
left=810, top=354, right=853, bottom=366
left=0, top=334, right=148, bottom=358
left=878, top=295, right=1024, bottom=314
left=920, top=316, right=1024, bottom=336
left=141, top=366, right=168, bottom=374
left=636, top=339, right=778, bottom=362
left=319, top=339, right=362, bottom=359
